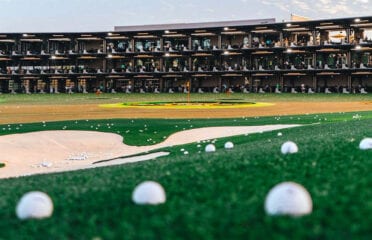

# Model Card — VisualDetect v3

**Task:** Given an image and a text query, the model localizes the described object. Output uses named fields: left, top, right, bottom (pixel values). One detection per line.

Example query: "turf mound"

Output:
left=100, top=101, right=273, bottom=109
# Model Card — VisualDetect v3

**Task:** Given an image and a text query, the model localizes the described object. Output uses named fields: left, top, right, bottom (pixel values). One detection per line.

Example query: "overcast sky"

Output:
left=0, top=0, right=370, bottom=33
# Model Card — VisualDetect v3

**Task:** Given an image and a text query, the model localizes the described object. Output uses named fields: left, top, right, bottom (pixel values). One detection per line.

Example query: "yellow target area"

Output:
left=100, top=101, right=274, bottom=109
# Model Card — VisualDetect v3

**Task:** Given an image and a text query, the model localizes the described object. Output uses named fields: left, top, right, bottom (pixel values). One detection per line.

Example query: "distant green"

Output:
left=0, top=92, right=371, bottom=106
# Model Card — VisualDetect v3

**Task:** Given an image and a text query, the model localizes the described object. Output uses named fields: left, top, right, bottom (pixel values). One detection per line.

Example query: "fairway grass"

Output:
left=0, top=111, right=371, bottom=239
left=0, top=92, right=371, bottom=105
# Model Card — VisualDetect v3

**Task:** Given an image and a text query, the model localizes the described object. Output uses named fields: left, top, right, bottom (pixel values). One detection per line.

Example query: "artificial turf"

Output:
left=0, top=92, right=371, bottom=106
left=0, top=112, right=371, bottom=239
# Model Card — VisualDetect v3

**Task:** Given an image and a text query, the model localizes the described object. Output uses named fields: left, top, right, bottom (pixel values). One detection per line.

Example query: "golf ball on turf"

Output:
left=265, top=182, right=312, bottom=216
left=224, top=141, right=234, bottom=149
left=16, top=191, right=54, bottom=220
left=281, top=141, right=298, bottom=154
left=132, top=181, right=166, bottom=205
left=205, top=144, right=216, bottom=152
left=359, top=138, right=372, bottom=150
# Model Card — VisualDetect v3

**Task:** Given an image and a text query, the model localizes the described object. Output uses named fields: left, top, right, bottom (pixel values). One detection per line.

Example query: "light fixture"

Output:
left=164, top=30, right=170, bottom=34
left=108, top=54, right=113, bottom=58
left=23, top=33, right=28, bottom=37
left=49, top=38, right=71, bottom=41
left=223, top=27, right=229, bottom=31
left=283, top=27, right=309, bottom=31
left=221, top=31, right=246, bottom=35
left=162, top=34, right=186, bottom=37
left=190, top=32, right=216, bottom=36
left=286, top=48, right=293, bottom=53
left=251, top=29, right=277, bottom=33
left=134, top=35, right=157, bottom=39
left=164, top=53, right=170, bottom=57
left=223, top=51, right=229, bottom=55
left=355, top=45, right=361, bottom=50
left=51, top=55, right=57, bottom=59
left=108, top=32, right=113, bottom=36
left=354, top=18, right=361, bottom=23
left=286, top=23, right=292, bottom=27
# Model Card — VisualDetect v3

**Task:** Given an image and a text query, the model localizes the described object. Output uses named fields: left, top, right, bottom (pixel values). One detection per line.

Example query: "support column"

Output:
left=279, top=32, right=283, bottom=47
left=313, top=75, right=317, bottom=92
left=312, top=53, right=317, bottom=68
left=346, top=28, right=351, bottom=44
left=248, top=33, right=252, bottom=48
left=312, top=30, right=317, bottom=45
left=160, top=38, right=164, bottom=51
left=159, top=78, right=164, bottom=92
left=130, top=39, right=135, bottom=52
left=347, top=51, right=351, bottom=67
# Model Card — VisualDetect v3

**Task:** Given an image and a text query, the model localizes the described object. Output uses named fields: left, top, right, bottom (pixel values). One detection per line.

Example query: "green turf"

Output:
left=1, top=111, right=371, bottom=146
left=0, top=92, right=371, bottom=106
left=0, top=112, right=371, bottom=239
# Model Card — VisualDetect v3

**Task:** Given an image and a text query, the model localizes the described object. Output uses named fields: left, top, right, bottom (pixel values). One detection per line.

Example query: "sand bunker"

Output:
left=0, top=125, right=300, bottom=179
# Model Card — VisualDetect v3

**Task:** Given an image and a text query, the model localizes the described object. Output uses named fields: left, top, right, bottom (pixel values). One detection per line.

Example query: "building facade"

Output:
left=0, top=16, right=371, bottom=94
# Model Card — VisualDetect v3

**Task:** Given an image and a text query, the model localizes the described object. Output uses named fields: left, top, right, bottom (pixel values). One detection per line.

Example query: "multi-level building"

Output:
left=0, top=16, right=371, bottom=94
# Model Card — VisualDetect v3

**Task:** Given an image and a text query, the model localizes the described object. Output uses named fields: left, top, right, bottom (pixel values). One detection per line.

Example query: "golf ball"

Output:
left=281, top=141, right=298, bottom=154
left=16, top=191, right=54, bottom=220
left=359, top=138, right=372, bottom=150
left=132, top=181, right=166, bottom=205
left=205, top=144, right=216, bottom=153
left=224, top=141, right=234, bottom=149
left=265, top=182, right=312, bottom=216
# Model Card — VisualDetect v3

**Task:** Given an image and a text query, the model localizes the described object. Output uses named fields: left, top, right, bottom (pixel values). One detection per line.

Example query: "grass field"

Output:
left=0, top=92, right=371, bottom=105
left=0, top=94, right=371, bottom=239
left=0, top=110, right=371, bottom=239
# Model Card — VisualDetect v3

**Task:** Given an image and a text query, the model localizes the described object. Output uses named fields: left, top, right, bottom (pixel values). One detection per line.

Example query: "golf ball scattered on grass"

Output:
left=359, top=138, right=372, bottom=150
left=132, top=181, right=166, bottom=205
left=224, top=141, right=234, bottom=149
left=281, top=141, right=298, bottom=154
left=205, top=144, right=216, bottom=152
left=265, top=182, right=312, bottom=216
left=16, top=191, right=54, bottom=220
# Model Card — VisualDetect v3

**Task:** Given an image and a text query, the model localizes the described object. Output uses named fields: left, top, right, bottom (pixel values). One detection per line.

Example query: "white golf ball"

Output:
left=277, top=132, right=283, bottom=137
left=224, top=141, right=234, bottom=149
left=359, top=138, right=372, bottom=150
left=265, top=182, right=312, bottom=216
left=205, top=144, right=216, bottom=153
left=281, top=141, right=298, bottom=154
left=132, top=181, right=166, bottom=205
left=16, top=191, right=54, bottom=220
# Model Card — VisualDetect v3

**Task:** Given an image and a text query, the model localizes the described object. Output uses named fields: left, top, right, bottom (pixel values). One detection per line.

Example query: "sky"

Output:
left=0, top=0, right=370, bottom=33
